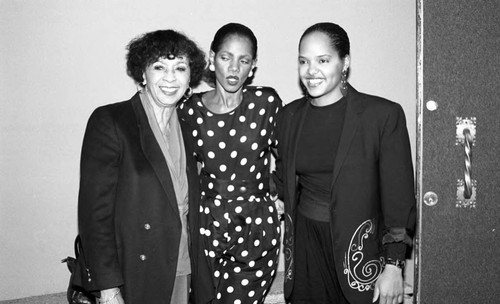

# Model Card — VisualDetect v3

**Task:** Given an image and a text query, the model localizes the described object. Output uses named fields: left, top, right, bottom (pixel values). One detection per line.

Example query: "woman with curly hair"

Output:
left=77, top=29, right=207, bottom=304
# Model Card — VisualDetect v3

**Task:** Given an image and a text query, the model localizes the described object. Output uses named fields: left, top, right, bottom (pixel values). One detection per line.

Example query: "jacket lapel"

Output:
left=178, top=115, right=199, bottom=225
left=331, top=85, right=364, bottom=190
left=286, top=98, right=309, bottom=213
left=179, top=119, right=196, bottom=190
left=131, top=94, right=180, bottom=219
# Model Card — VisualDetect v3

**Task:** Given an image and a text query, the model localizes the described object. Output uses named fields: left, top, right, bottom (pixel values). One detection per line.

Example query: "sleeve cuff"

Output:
left=384, top=242, right=408, bottom=260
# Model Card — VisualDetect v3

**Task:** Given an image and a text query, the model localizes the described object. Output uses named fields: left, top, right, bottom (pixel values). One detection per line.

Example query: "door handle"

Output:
left=462, top=128, right=473, bottom=199
left=456, top=117, right=476, bottom=207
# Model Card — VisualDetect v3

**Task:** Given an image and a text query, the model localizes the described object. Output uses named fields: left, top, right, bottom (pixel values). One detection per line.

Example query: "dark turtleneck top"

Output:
left=296, top=97, right=347, bottom=222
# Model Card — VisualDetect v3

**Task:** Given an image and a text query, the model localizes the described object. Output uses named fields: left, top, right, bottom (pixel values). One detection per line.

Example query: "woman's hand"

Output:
left=274, top=198, right=285, bottom=218
left=99, top=288, right=125, bottom=304
left=372, top=265, right=404, bottom=304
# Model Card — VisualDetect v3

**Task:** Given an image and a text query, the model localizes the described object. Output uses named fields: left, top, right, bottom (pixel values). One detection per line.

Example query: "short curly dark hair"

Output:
left=126, top=29, right=206, bottom=87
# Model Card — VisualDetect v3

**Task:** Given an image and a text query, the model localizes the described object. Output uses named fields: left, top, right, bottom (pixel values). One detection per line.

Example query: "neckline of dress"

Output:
left=199, top=89, right=248, bottom=116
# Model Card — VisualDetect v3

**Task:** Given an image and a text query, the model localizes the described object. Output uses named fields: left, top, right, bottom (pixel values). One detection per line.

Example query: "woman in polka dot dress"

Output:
left=178, top=23, right=282, bottom=304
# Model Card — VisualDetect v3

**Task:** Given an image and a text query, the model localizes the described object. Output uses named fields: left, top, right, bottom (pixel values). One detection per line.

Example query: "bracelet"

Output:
left=99, top=289, right=120, bottom=304
left=384, top=258, right=406, bottom=269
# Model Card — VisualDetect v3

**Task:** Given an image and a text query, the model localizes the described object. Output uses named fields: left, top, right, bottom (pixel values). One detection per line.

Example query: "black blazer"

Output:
left=77, top=93, right=206, bottom=303
left=274, top=85, right=416, bottom=303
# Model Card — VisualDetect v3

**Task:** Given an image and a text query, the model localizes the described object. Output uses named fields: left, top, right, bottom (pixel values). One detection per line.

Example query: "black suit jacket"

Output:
left=77, top=93, right=206, bottom=303
left=274, top=85, right=416, bottom=303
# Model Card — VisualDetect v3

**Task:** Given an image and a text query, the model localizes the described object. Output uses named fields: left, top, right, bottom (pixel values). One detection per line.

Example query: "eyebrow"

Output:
left=156, top=57, right=188, bottom=64
left=219, top=51, right=252, bottom=59
left=298, top=54, right=332, bottom=59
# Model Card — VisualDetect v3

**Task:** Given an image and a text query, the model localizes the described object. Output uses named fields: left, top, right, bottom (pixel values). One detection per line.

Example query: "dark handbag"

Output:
left=61, top=235, right=97, bottom=304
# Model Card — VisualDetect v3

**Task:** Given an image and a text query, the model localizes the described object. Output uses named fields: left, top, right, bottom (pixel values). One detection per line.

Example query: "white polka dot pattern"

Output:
left=178, top=86, right=283, bottom=303
left=179, top=86, right=280, bottom=183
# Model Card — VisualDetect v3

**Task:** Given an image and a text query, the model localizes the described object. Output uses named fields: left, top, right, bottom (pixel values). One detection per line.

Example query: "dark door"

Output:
left=417, top=0, right=500, bottom=303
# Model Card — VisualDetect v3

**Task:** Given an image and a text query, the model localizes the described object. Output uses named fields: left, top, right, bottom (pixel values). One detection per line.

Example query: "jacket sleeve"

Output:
left=271, top=105, right=286, bottom=199
left=78, top=106, right=124, bottom=290
left=269, top=90, right=284, bottom=197
left=378, top=103, right=417, bottom=260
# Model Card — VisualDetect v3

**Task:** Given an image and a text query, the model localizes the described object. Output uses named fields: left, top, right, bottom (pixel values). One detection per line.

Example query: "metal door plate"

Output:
left=455, top=117, right=476, bottom=146
left=456, top=179, right=477, bottom=208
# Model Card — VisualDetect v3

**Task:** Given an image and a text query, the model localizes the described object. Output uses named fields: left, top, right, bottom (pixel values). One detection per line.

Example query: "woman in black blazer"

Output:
left=274, top=23, right=416, bottom=304
left=77, top=30, right=208, bottom=304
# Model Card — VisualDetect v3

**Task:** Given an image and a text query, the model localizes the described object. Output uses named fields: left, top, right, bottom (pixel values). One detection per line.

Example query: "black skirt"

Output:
left=290, top=211, right=349, bottom=304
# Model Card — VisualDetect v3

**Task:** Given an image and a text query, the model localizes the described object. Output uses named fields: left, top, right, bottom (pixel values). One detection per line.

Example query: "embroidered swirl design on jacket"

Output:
left=284, top=213, right=294, bottom=282
left=343, top=219, right=383, bottom=291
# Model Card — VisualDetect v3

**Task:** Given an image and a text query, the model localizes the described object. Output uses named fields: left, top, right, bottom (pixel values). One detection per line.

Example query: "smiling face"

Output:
left=299, top=31, right=350, bottom=105
left=211, top=34, right=256, bottom=94
left=142, top=56, right=190, bottom=107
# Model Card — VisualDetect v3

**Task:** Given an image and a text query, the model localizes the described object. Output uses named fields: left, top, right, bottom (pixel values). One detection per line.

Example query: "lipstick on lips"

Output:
left=160, top=86, right=179, bottom=95
left=306, top=78, right=324, bottom=87
left=226, top=75, right=240, bottom=85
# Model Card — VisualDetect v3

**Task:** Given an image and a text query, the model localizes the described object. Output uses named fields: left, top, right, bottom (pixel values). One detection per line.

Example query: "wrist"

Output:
left=384, top=258, right=406, bottom=270
left=99, top=288, right=120, bottom=304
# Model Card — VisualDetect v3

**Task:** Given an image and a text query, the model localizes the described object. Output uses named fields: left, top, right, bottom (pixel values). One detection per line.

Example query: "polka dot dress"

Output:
left=179, top=86, right=282, bottom=304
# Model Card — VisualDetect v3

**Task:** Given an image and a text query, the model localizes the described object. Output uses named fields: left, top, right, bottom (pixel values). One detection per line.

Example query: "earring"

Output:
left=184, top=87, right=193, bottom=99
left=248, top=70, right=254, bottom=77
left=142, top=79, right=146, bottom=86
left=340, top=69, right=348, bottom=96
left=209, top=64, right=215, bottom=72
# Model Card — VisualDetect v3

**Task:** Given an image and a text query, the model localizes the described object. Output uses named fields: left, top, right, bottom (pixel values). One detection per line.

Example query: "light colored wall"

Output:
left=0, top=0, right=416, bottom=300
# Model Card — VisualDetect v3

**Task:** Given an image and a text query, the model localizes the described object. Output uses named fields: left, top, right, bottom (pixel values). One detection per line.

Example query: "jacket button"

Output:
left=144, top=223, right=151, bottom=230
left=139, top=254, right=147, bottom=261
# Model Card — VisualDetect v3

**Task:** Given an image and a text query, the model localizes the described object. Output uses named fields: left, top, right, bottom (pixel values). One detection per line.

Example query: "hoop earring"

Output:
left=340, top=69, right=348, bottom=96
left=209, top=64, right=215, bottom=72
left=184, top=87, right=193, bottom=99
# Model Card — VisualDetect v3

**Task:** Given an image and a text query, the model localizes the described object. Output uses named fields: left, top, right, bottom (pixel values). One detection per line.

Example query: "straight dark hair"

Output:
left=299, top=22, right=350, bottom=59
